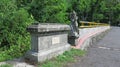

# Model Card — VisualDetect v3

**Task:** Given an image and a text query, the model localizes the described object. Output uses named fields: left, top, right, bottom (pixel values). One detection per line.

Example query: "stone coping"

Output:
left=27, top=23, right=70, bottom=33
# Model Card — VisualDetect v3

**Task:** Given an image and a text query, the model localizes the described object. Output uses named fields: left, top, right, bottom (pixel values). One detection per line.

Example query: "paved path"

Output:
left=68, top=27, right=120, bottom=67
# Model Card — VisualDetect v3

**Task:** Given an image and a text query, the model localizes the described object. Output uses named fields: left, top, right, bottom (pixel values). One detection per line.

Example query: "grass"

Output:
left=38, top=48, right=86, bottom=67
left=0, top=64, right=12, bottom=67
left=0, top=48, right=86, bottom=67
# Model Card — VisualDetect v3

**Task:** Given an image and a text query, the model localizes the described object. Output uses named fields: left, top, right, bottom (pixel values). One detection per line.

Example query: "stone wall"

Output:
left=79, top=26, right=110, bottom=38
left=76, top=26, right=110, bottom=50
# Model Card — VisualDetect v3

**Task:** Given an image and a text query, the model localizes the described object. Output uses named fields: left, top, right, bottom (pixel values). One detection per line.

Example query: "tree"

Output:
left=29, top=0, right=69, bottom=24
left=0, top=0, right=33, bottom=60
left=100, top=0, right=120, bottom=25
left=77, top=0, right=91, bottom=21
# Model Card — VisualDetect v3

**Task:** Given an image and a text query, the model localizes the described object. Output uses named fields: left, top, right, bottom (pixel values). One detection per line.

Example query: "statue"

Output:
left=69, top=10, right=79, bottom=38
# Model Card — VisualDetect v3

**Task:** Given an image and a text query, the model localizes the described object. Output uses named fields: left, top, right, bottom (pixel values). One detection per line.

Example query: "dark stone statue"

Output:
left=69, top=10, right=79, bottom=38
left=68, top=10, right=79, bottom=46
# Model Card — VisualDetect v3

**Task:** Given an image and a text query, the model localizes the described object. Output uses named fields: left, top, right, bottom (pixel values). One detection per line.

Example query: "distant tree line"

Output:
left=15, top=0, right=120, bottom=25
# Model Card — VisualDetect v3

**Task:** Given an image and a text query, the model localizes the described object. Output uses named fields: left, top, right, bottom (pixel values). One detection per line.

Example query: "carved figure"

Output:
left=69, top=10, right=79, bottom=38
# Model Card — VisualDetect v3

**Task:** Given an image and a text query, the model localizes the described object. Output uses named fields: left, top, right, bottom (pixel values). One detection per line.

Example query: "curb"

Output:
left=75, top=27, right=110, bottom=49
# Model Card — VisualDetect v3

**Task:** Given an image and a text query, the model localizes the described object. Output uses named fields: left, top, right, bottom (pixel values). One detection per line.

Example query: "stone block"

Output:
left=25, top=23, right=70, bottom=62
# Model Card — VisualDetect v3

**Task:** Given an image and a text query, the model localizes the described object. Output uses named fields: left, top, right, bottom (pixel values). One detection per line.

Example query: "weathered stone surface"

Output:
left=27, top=23, right=70, bottom=33
left=80, top=27, right=110, bottom=50
left=25, top=23, right=70, bottom=62
left=25, top=45, right=70, bottom=62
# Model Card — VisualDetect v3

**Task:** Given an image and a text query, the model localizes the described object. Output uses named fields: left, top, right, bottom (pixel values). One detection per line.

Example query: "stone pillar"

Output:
left=25, top=23, right=70, bottom=62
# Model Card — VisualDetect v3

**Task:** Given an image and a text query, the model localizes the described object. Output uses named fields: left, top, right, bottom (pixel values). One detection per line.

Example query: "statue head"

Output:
left=70, top=10, right=78, bottom=22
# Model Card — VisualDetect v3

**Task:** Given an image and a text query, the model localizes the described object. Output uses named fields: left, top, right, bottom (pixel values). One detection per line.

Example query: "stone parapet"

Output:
left=27, top=23, right=70, bottom=33
left=25, top=23, right=70, bottom=62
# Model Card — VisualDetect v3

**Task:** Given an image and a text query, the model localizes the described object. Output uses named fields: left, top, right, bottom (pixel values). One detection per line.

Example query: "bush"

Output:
left=29, top=0, right=69, bottom=24
left=0, top=0, right=33, bottom=61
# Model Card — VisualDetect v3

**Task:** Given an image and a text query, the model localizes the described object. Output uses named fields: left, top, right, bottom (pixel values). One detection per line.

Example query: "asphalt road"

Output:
left=67, top=27, right=120, bottom=67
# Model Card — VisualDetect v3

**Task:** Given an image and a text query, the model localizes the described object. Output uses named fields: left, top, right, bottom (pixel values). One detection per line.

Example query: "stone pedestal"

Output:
left=68, top=36, right=78, bottom=46
left=25, top=23, right=70, bottom=62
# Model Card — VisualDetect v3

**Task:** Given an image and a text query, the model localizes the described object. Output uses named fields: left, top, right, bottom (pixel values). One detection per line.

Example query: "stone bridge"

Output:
left=68, top=27, right=120, bottom=67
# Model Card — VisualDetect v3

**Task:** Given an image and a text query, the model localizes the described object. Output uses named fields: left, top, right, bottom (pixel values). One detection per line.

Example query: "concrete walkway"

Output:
left=67, top=27, right=120, bottom=67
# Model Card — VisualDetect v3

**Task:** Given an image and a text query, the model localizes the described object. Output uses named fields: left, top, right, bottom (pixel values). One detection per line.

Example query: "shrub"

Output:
left=0, top=0, right=33, bottom=61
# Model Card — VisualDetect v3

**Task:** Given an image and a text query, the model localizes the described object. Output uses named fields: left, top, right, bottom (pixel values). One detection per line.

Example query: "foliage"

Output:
left=0, top=35, right=31, bottom=62
left=29, top=0, right=69, bottom=24
left=39, top=49, right=86, bottom=67
left=0, top=0, right=33, bottom=61
left=69, top=0, right=120, bottom=25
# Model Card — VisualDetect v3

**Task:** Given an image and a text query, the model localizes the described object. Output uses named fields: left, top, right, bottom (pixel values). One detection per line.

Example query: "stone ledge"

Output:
left=27, top=23, right=70, bottom=33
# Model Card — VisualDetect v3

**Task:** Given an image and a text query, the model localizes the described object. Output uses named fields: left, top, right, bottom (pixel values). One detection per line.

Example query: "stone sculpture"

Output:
left=69, top=10, right=79, bottom=38
left=68, top=10, right=79, bottom=45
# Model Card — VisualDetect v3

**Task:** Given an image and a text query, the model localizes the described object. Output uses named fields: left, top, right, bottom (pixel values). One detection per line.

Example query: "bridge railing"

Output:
left=78, top=21, right=109, bottom=28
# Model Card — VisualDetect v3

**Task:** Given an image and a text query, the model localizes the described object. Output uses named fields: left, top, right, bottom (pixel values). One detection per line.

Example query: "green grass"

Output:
left=0, top=48, right=86, bottom=67
left=0, top=64, right=12, bottom=67
left=38, top=48, right=86, bottom=67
